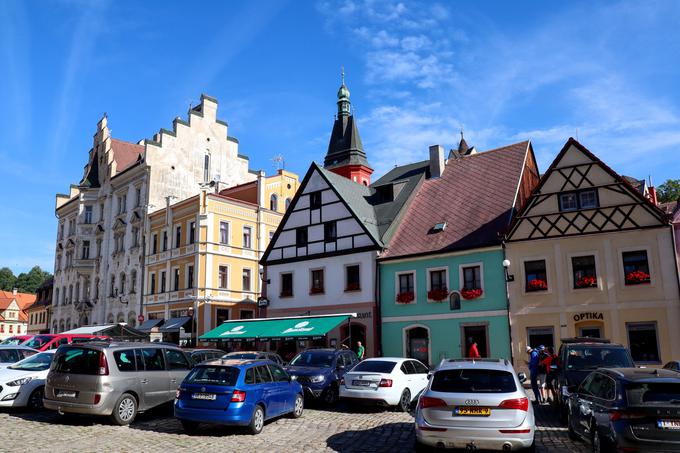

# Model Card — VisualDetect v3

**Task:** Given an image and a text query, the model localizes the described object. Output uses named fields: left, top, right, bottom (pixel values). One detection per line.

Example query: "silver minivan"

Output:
left=43, top=342, right=192, bottom=425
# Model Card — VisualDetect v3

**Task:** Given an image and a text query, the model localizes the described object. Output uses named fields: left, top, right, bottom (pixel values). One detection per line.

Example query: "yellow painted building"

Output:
left=143, top=170, right=299, bottom=344
left=506, top=138, right=680, bottom=372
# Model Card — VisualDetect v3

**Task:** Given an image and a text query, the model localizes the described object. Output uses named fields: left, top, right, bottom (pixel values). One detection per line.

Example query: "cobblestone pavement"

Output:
left=0, top=402, right=589, bottom=453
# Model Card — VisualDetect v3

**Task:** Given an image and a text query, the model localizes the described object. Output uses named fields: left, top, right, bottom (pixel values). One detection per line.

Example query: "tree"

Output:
left=657, top=179, right=680, bottom=203
left=14, top=266, right=52, bottom=294
left=0, top=267, right=16, bottom=291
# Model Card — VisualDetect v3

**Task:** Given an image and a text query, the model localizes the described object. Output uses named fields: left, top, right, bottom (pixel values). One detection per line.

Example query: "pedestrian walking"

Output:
left=542, top=347, right=558, bottom=403
left=526, top=346, right=542, bottom=404
left=356, top=341, right=365, bottom=360
left=467, top=337, right=481, bottom=359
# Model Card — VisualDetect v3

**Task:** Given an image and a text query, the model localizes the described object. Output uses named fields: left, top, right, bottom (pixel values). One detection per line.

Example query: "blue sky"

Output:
left=1, top=0, right=680, bottom=273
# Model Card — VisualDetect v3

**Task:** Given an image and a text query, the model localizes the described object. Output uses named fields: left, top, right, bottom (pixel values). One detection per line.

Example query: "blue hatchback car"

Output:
left=174, top=359, right=304, bottom=434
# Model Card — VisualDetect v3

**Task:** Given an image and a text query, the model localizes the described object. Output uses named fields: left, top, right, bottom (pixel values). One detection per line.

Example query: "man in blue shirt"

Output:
left=526, top=346, right=542, bottom=403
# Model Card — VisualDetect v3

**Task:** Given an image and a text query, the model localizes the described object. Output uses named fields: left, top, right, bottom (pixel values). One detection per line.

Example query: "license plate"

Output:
left=57, top=390, right=77, bottom=398
left=455, top=406, right=491, bottom=416
left=192, top=393, right=216, bottom=400
left=658, top=419, right=680, bottom=430
left=352, top=380, right=372, bottom=387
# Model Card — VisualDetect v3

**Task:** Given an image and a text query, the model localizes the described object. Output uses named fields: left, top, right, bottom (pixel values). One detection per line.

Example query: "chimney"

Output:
left=13, top=288, right=17, bottom=296
left=649, top=186, right=658, bottom=205
left=429, top=145, right=445, bottom=179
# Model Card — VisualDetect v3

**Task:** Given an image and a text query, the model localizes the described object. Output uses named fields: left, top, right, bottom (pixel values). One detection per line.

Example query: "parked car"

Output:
left=223, top=351, right=286, bottom=366
left=0, top=350, right=55, bottom=409
left=0, top=335, right=32, bottom=345
left=663, top=361, right=680, bottom=372
left=339, top=357, right=429, bottom=411
left=43, top=342, right=193, bottom=425
left=23, top=334, right=111, bottom=351
left=184, top=348, right=224, bottom=365
left=414, top=358, right=535, bottom=452
left=175, top=359, right=304, bottom=434
left=285, top=348, right=358, bottom=405
left=555, top=338, right=634, bottom=419
left=0, top=345, right=38, bottom=369
left=567, top=367, right=680, bottom=453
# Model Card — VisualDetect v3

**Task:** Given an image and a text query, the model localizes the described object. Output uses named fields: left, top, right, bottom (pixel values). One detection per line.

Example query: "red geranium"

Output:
left=527, top=279, right=548, bottom=292
left=396, top=291, right=415, bottom=304
left=575, top=276, right=597, bottom=288
left=460, top=288, right=483, bottom=300
left=427, top=288, right=449, bottom=301
left=625, top=270, right=650, bottom=285
left=310, top=286, right=324, bottom=294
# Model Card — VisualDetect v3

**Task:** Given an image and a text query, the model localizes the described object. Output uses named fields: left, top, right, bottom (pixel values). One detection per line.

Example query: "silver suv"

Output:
left=415, top=358, right=535, bottom=452
left=44, top=342, right=192, bottom=425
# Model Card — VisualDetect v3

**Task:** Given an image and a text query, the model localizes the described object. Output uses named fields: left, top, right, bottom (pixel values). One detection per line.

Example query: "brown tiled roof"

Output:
left=661, top=200, right=680, bottom=221
left=111, top=139, right=144, bottom=173
left=381, top=141, right=530, bottom=259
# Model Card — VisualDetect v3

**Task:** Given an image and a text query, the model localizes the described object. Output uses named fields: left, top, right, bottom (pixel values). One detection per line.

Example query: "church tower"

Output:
left=323, top=71, right=373, bottom=185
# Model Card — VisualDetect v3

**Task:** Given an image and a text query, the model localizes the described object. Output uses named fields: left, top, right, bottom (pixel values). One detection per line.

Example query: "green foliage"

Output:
left=6, top=266, right=52, bottom=294
left=658, top=179, right=680, bottom=203
left=0, top=267, right=16, bottom=291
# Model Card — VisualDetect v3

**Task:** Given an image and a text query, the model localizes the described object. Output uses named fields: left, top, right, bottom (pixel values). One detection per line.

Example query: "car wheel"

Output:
left=181, top=420, right=199, bottom=433
left=290, top=394, right=304, bottom=419
left=27, top=386, right=44, bottom=410
left=591, top=426, right=610, bottom=453
left=248, top=405, right=265, bottom=435
left=110, top=393, right=138, bottom=426
left=397, top=388, right=411, bottom=412
left=323, top=386, right=338, bottom=406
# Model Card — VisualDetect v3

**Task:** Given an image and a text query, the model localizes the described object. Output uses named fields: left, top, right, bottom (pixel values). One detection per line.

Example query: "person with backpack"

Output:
left=526, top=346, right=542, bottom=404
left=541, top=347, right=558, bottom=403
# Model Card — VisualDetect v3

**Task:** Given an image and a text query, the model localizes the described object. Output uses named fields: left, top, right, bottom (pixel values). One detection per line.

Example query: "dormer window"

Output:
left=433, top=222, right=447, bottom=232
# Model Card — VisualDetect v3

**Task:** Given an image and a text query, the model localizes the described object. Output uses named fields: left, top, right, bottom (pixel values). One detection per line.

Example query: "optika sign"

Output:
left=573, top=312, right=604, bottom=322
left=283, top=321, right=314, bottom=334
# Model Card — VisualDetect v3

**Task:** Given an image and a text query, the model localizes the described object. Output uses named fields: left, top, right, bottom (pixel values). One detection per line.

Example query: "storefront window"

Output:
left=572, top=255, right=597, bottom=289
left=627, top=322, right=660, bottom=363
left=527, top=326, right=554, bottom=350
left=524, top=260, right=548, bottom=292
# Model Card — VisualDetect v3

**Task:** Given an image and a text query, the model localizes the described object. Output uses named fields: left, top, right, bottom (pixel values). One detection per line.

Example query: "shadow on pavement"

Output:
left=326, top=422, right=415, bottom=452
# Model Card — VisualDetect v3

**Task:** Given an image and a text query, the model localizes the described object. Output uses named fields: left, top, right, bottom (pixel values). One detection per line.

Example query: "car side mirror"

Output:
left=518, top=372, right=527, bottom=383
left=427, top=372, right=433, bottom=380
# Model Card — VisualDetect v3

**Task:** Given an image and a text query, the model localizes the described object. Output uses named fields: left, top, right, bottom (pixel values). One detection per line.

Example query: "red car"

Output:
left=22, top=334, right=110, bottom=351
left=0, top=335, right=32, bottom=345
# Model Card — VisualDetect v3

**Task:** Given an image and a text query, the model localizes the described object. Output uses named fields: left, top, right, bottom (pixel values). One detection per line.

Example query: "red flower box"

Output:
left=527, top=279, right=548, bottom=292
left=575, top=276, right=597, bottom=288
left=396, top=291, right=415, bottom=304
left=310, top=287, right=324, bottom=294
left=625, top=270, right=650, bottom=285
left=427, top=287, right=449, bottom=301
left=460, top=288, right=483, bottom=300
left=345, top=282, right=361, bottom=291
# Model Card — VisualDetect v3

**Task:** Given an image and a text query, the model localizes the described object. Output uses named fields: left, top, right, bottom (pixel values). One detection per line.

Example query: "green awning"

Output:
left=199, top=314, right=354, bottom=342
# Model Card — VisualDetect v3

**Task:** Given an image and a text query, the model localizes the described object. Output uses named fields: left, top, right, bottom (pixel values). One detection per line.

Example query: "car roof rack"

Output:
left=560, top=337, right=611, bottom=344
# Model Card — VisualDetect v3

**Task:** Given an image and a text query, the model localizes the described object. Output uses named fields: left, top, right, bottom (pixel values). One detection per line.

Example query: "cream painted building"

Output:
left=52, top=94, right=255, bottom=332
left=0, top=290, right=35, bottom=340
left=142, top=170, right=299, bottom=344
left=506, top=138, right=680, bottom=371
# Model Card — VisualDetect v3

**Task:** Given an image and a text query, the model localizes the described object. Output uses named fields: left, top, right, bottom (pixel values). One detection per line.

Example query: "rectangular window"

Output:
left=84, top=206, right=93, bottom=224
left=559, top=189, right=599, bottom=212
left=559, top=193, right=578, bottom=211
left=160, top=271, right=166, bottom=293
left=242, top=268, right=252, bottom=292
left=241, top=310, right=254, bottom=320
left=132, top=227, right=139, bottom=247
left=622, top=250, right=651, bottom=285
left=162, top=231, right=168, bottom=251
left=175, top=226, right=181, bottom=248
left=324, top=221, right=337, bottom=242
left=398, top=273, right=414, bottom=294
left=220, top=222, right=229, bottom=244
left=310, top=269, right=324, bottom=294
left=627, top=322, right=660, bottom=363
left=280, top=273, right=293, bottom=297
left=189, top=222, right=196, bottom=244
left=187, top=265, right=194, bottom=289
left=462, top=265, right=481, bottom=290
left=135, top=187, right=141, bottom=207
left=152, top=234, right=158, bottom=254
left=527, top=327, right=555, bottom=350
left=243, top=226, right=252, bottom=249
left=219, top=266, right=228, bottom=289
left=572, top=255, right=597, bottom=288
left=296, top=227, right=308, bottom=247
left=99, top=203, right=105, bottom=221
left=119, top=194, right=127, bottom=214
left=524, top=260, right=548, bottom=292
left=579, top=190, right=598, bottom=209
left=345, top=265, right=360, bottom=291
left=429, top=269, right=446, bottom=291
left=310, top=191, right=322, bottom=209
left=216, top=308, right=229, bottom=326
left=82, top=241, right=90, bottom=259
left=173, top=268, right=180, bottom=291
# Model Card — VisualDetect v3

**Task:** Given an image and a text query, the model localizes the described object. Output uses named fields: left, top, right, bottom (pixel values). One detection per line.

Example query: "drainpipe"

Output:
left=374, top=252, right=382, bottom=358
left=501, top=241, right=515, bottom=365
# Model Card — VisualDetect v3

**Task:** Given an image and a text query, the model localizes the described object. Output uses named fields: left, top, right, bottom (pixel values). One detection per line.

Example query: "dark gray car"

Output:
left=44, top=342, right=192, bottom=425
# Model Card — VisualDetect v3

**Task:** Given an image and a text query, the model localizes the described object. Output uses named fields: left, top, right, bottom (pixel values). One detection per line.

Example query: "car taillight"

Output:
left=499, top=429, right=531, bottom=434
left=378, top=379, right=393, bottom=388
left=498, top=397, right=529, bottom=411
left=419, top=396, right=447, bottom=409
left=98, top=352, right=109, bottom=375
left=231, top=390, right=246, bottom=402
left=610, top=410, right=646, bottom=421
left=93, top=394, right=101, bottom=404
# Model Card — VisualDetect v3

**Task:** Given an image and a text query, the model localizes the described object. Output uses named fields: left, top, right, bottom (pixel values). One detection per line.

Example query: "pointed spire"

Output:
left=458, top=128, right=469, bottom=154
left=337, top=66, right=351, bottom=117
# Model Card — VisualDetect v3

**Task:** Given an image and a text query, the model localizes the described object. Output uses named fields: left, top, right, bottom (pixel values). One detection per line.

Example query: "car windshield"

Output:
left=9, top=352, right=53, bottom=371
left=351, top=360, right=397, bottom=373
left=289, top=351, right=334, bottom=368
left=565, top=346, right=633, bottom=370
left=626, top=382, right=680, bottom=405
left=186, top=366, right=240, bottom=386
left=431, top=369, right=517, bottom=393
left=23, top=336, right=52, bottom=349
left=224, top=353, right=259, bottom=360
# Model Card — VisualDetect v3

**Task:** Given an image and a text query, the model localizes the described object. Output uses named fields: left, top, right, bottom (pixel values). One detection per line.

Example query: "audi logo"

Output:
left=465, top=399, right=479, bottom=405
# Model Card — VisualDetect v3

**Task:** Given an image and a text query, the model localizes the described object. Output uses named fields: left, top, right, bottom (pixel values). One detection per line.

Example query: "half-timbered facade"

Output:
left=506, top=138, right=680, bottom=371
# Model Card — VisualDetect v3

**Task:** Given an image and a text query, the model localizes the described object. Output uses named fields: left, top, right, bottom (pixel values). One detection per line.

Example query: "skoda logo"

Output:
left=231, top=325, right=245, bottom=332
left=294, top=321, right=310, bottom=328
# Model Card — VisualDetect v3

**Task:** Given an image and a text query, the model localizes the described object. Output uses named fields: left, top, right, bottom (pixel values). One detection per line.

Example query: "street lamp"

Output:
left=502, top=259, right=514, bottom=282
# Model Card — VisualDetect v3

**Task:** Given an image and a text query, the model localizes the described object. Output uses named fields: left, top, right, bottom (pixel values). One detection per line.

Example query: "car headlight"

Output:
left=7, top=377, right=33, bottom=386
left=310, top=375, right=325, bottom=383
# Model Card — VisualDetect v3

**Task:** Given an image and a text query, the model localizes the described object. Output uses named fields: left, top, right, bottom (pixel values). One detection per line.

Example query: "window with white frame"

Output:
left=173, top=268, right=180, bottom=291
left=219, top=266, right=228, bottom=289
left=84, top=206, right=93, bottom=224
left=396, top=272, right=415, bottom=304
left=220, top=222, right=229, bottom=244
left=187, top=265, right=194, bottom=289
left=461, top=265, right=481, bottom=290
left=243, top=226, right=252, bottom=249
left=242, top=268, right=252, bottom=293
left=428, top=269, right=447, bottom=291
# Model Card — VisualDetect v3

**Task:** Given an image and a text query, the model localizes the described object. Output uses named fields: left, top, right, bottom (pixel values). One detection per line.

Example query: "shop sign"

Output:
left=573, top=312, right=604, bottom=322
left=357, top=312, right=372, bottom=319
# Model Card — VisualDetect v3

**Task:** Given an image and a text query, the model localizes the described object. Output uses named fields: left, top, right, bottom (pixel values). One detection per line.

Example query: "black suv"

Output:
left=556, top=338, right=634, bottom=419
left=567, top=368, right=680, bottom=452
left=285, top=348, right=358, bottom=405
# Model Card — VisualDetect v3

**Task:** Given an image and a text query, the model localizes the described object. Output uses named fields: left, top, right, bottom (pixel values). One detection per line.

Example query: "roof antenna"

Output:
left=272, top=154, right=285, bottom=171
left=341, top=65, right=345, bottom=85
left=575, top=128, right=579, bottom=141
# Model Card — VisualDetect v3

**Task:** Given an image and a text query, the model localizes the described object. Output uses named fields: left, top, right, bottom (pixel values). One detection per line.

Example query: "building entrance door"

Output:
left=406, top=327, right=430, bottom=366
left=462, top=324, right=489, bottom=358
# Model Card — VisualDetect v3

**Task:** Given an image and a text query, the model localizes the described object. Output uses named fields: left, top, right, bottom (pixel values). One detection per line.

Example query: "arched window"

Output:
left=270, top=194, right=278, bottom=211
left=116, top=312, right=125, bottom=323
left=120, top=272, right=126, bottom=295
left=75, top=282, right=80, bottom=303
left=55, top=288, right=60, bottom=306
left=130, top=270, right=137, bottom=293
left=107, top=313, right=114, bottom=324
left=68, top=285, right=73, bottom=305
left=127, top=312, right=137, bottom=328
left=110, top=274, right=116, bottom=297
left=285, top=198, right=291, bottom=210
left=203, top=153, right=211, bottom=182
left=59, top=320, right=65, bottom=332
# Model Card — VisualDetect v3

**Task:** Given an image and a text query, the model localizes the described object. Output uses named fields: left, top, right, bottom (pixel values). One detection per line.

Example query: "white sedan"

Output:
left=0, top=350, right=55, bottom=409
left=339, top=357, right=430, bottom=411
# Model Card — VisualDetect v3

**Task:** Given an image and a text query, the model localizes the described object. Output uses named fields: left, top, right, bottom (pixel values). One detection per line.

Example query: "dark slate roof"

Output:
left=623, top=175, right=645, bottom=194
left=381, top=141, right=531, bottom=259
left=323, top=115, right=371, bottom=170
left=80, top=151, right=100, bottom=188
